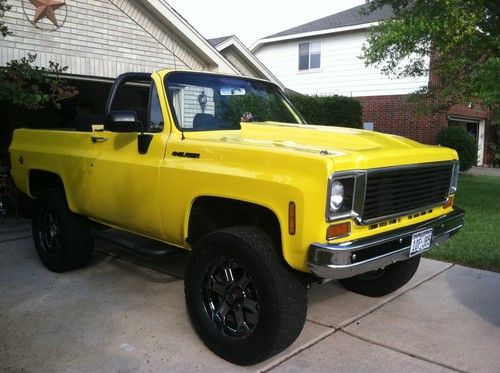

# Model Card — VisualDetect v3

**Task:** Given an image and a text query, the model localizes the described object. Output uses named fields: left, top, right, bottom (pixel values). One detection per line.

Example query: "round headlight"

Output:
left=330, top=181, right=344, bottom=212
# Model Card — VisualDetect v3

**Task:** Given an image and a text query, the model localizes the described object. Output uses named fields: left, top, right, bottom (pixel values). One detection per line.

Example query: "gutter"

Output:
left=250, top=22, right=379, bottom=52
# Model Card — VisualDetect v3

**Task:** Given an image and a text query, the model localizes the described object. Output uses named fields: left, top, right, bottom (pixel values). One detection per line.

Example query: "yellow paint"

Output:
left=9, top=69, right=460, bottom=273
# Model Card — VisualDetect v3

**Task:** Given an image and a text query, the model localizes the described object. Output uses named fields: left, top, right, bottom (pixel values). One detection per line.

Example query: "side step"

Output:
left=93, top=228, right=174, bottom=258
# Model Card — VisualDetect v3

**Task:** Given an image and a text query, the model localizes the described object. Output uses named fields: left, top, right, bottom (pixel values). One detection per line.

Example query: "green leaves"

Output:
left=437, top=126, right=478, bottom=171
left=362, top=0, right=499, bottom=116
left=0, top=0, right=11, bottom=38
left=490, top=125, right=500, bottom=167
left=0, top=53, right=78, bottom=111
left=287, top=94, right=362, bottom=128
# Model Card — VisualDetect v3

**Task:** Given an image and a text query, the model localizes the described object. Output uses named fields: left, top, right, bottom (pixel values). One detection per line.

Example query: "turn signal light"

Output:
left=288, top=201, right=296, bottom=235
left=327, top=222, right=351, bottom=240
left=443, top=195, right=454, bottom=209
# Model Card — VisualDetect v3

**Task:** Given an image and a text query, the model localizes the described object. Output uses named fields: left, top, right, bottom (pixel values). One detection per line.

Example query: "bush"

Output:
left=287, top=93, right=362, bottom=128
left=437, top=126, right=478, bottom=171
left=0, top=53, right=78, bottom=110
left=490, top=125, right=500, bottom=168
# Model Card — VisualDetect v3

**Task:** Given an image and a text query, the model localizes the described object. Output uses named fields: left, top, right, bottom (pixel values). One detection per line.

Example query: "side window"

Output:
left=111, top=80, right=150, bottom=127
left=298, top=41, right=321, bottom=71
left=168, top=84, right=215, bottom=129
left=147, top=83, right=164, bottom=132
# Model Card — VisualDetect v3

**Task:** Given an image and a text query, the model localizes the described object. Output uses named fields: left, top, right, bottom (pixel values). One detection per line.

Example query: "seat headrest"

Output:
left=193, top=113, right=218, bottom=130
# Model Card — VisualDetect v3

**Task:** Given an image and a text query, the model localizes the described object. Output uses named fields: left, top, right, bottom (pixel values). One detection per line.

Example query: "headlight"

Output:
left=329, top=181, right=344, bottom=212
left=449, top=161, right=459, bottom=194
left=327, top=175, right=356, bottom=220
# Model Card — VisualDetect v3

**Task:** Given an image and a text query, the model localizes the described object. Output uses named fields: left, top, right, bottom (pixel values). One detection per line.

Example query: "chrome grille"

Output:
left=361, top=162, right=453, bottom=223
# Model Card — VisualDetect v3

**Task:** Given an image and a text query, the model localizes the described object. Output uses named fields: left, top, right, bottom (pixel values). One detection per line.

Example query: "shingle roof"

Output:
left=207, top=36, right=233, bottom=47
left=265, top=4, right=392, bottom=39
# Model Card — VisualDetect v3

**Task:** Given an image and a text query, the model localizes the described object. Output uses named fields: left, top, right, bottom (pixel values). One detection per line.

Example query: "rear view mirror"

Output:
left=106, top=110, right=143, bottom=132
left=220, top=87, right=245, bottom=96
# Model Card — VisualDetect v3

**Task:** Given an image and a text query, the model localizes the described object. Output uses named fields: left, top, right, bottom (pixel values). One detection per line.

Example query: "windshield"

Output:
left=165, top=72, right=303, bottom=131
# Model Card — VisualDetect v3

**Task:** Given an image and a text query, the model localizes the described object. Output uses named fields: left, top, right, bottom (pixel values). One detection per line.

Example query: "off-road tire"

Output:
left=33, top=188, right=94, bottom=272
left=338, top=255, right=421, bottom=297
left=185, top=226, right=307, bottom=365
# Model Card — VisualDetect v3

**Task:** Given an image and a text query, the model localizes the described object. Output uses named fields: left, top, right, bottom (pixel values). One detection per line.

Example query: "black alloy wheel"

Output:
left=33, top=189, right=94, bottom=272
left=203, top=257, right=260, bottom=338
left=185, top=226, right=307, bottom=365
left=37, top=209, right=62, bottom=257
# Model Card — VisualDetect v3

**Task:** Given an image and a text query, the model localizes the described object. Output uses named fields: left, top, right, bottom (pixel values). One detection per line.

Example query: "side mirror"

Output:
left=106, top=110, right=143, bottom=132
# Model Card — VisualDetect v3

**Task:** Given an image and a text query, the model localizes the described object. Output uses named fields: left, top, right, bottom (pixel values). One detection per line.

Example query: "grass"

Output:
left=425, top=174, right=500, bottom=272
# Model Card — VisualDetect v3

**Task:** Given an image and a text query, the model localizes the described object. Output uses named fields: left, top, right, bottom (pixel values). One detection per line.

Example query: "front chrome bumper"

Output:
left=308, top=207, right=465, bottom=279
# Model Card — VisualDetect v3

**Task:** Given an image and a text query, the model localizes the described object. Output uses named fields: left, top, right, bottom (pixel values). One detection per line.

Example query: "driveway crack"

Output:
left=340, top=329, right=467, bottom=373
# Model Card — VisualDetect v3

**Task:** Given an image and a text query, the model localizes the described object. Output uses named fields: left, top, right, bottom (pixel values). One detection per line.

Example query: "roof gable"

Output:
left=209, top=35, right=285, bottom=90
left=207, top=36, right=233, bottom=47
left=267, top=4, right=392, bottom=39
left=251, top=4, right=392, bottom=51
left=137, top=0, right=238, bottom=74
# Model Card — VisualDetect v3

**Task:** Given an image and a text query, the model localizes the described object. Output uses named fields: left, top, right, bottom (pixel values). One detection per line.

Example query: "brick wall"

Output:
left=357, top=95, right=495, bottom=165
left=357, top=95, right=447, bottom=144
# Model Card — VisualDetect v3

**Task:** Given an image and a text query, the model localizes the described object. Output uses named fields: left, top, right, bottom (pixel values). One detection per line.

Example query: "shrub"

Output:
left=437, top=126, right=478, bottom=171
left=287, top=93, right=362, bottom=128
left=0, top=53, right=78, bottom=110
left=490, top=125, right=500, bottom=168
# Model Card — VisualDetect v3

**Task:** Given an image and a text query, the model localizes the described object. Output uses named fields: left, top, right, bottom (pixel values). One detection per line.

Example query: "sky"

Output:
left=165, top=0, right=366, bottom=47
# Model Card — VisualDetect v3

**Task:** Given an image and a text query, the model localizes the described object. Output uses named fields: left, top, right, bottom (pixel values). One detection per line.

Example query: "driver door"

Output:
left=85, top=79, right=168, bottom=239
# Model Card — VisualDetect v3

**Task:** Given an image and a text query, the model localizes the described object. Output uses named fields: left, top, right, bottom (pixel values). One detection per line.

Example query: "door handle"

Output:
left=91, top=136, right=108, bottom=143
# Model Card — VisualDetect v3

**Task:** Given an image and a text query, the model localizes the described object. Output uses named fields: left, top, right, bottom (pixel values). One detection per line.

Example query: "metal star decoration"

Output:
left=29, top=0, right=66, bottom=27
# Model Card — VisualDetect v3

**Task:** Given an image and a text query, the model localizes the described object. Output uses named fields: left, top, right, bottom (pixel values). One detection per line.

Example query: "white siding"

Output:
left=182, top=86, right=215, bottom=128
left=254, top=30, right=429, bottom=96
left=0, top=0, right=209, bottom=78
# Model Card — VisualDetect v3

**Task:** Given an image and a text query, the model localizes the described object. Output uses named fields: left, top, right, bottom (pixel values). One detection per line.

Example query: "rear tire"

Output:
left=33, top=188, right=94, bottom=272
left=185, top=226, right=307, bottom=365
left=338, top=255, right=421, bottom=297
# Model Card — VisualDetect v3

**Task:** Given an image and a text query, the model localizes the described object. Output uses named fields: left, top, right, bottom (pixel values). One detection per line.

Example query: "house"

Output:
left=208, top=35, right=284, bottom=90
left=1, top=0, right=239, bottom=78
left=251, top=4, right=494, bottom=166
left=0, top=0, right=285, bottom=165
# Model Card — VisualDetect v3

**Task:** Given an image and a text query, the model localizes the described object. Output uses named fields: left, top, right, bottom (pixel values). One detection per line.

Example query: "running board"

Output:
left=92, top=228, right=174, bottom=258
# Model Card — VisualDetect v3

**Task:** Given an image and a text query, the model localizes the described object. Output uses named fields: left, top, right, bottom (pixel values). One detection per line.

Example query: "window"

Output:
left=298, top=41, right=321, bottom=70
left=111, top=78, right=150, bottom=129
left=147, top=83, right=164, bottom=132
left=165, top=72, right=303, bottom=131
left=363, top=122, right=374, bottom=131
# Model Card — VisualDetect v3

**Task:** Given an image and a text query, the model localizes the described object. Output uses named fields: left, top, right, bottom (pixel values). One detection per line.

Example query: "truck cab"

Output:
left=9, top=69, right=464, bottom=366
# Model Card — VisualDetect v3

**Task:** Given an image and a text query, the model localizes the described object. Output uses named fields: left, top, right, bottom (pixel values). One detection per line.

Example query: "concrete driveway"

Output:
left=1, top=221, right=499, bottom=372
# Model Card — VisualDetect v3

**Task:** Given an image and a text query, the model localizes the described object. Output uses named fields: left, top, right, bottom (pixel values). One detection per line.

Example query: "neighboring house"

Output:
left=252, top=4, right=494, bottom=165
left=208, top=35, right=285, bottom=90
left=0, top=0, right=277, bottom=164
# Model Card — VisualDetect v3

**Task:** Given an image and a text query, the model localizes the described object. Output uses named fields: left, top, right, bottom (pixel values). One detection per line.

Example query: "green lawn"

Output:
left=425, top=174, right=500, bottom=272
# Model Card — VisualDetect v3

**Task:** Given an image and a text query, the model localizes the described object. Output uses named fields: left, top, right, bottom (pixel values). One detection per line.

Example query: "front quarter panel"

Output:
left=158, top=133, right=331, bottom=271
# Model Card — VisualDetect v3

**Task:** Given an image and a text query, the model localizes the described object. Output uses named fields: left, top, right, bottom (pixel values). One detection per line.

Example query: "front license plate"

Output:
left=410, top=228, right=433, bottom=257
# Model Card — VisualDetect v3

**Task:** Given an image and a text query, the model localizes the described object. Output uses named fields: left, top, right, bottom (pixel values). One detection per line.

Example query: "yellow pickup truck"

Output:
left=9, top=69, right=464, bottom=365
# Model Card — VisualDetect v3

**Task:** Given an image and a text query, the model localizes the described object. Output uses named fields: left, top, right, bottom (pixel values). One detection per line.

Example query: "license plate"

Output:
left=410, top=228, right=433, bottom=256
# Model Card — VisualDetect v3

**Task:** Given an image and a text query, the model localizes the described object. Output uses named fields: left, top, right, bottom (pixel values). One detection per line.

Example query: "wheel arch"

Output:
left=28, top=169, right=65, bottom=198
left=186, top=196, right=283, bottom=255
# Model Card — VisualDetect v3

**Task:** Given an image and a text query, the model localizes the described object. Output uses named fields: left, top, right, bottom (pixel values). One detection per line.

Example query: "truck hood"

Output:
left=192, top=122, right=457, bottom=170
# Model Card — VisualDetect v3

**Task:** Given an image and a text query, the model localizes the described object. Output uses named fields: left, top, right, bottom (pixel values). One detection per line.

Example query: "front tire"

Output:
left=338, top=255, right=421, bottom=297
left=33, top=188, right=94, bottom=272
left=185, top=226, right=307, bottom=365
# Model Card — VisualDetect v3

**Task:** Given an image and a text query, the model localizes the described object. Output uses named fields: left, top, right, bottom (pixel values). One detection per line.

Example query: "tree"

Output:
left=0, top=2, right=78, bottom=110
left=0, top=0, right=11, bottom=37
left=0, top=53, right=78, bottom=110
left=362, top=0, right=499, bottom=118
